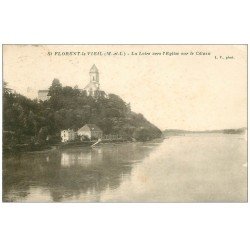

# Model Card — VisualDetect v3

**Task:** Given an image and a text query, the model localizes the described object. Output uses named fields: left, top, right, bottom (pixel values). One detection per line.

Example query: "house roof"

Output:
left=61, top=129, right=75, bottom=132
left=89, top=64, right=98, bottom=73
left=78, top=124, right=102, bottom=132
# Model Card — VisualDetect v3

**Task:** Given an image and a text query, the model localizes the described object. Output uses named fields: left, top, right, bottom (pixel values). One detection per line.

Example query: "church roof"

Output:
left=84, top=82, right=99, bottom=91
left=89, top=64, right=98, bottom=73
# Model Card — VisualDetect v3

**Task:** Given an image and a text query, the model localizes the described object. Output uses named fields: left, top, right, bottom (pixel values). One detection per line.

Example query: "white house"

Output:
left=77, top=124, right=103, bottom=140
left=38, top=90, right=50, bottom=101
left=61, top=129, right=76, bottom=142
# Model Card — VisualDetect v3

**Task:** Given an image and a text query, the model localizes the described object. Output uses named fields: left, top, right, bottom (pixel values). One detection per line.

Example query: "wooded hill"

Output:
left=3, top=80, right=162, bottom=149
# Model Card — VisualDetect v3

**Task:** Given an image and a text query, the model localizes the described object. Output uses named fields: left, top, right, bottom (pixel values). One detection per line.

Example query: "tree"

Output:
left=133, top=128, right=151, bottom=141
left=3, top=82, right=12, bottom=95
left=48, top=78, right=63, bottom=96
left=37, top=127, right=49, bottom=144
left=3, top=79, right=162, bottom=149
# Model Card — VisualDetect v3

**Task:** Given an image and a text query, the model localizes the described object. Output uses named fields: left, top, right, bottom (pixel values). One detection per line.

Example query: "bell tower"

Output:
left=84, top=64, right=101, bottom=96
left=89, top=64, right=99, bottom=85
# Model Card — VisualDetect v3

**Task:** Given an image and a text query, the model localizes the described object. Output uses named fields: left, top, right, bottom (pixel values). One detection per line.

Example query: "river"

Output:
left=2, top=134, right=247, bottom=202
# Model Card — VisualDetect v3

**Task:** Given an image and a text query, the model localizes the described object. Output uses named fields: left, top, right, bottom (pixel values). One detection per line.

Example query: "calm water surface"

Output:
left=3, top=134, right=247, bottom=202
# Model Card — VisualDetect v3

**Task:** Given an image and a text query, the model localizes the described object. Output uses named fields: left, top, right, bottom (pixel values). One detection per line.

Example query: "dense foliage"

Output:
left=3, top=80, right=162, bottom=149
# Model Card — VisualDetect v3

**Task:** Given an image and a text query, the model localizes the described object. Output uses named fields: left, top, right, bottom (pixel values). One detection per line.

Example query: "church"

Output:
left=83, top=64, right=106, bottom=97
left=37, top=64, right=103, bottom=100
left=84, top=64, right=101, bottom=97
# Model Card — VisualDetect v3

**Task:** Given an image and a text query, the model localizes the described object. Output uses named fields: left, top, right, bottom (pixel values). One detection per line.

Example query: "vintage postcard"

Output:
left=2, top=44, right=247, bottom=202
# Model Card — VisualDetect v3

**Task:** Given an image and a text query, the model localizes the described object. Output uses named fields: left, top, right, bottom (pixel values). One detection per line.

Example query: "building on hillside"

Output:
left=84, top=64, right=100, bottom=96
left=77, top=124, right=103, bottom=140
left=38, top=64, right=106, bottom=99
left=61, top=129, right=76, bottom=142
left=38, top=90, right=50, bottom=101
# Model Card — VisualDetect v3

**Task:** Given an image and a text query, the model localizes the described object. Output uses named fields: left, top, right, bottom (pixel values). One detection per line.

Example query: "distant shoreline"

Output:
left=163, top=128, right=246, bottom=136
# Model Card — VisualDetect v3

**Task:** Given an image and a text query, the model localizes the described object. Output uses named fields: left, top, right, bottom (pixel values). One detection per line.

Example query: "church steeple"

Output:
left=84, top=64, right=101, bottom=96
left=89, top=64, right=99, bottom=84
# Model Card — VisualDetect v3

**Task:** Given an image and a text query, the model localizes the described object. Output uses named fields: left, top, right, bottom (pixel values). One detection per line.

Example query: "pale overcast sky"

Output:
left=3, top=45, right=247, bottom=131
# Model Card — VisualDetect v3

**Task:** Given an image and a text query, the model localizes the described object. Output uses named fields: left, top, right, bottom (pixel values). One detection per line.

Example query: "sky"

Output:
left=3, top=45, right=247, bottom=131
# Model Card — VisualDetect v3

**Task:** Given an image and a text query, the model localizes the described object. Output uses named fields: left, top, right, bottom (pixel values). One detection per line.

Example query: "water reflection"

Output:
left=3, top=142, right=158, bottom=202
left=3, top=135, right=246, bottom=202
left=101, top=134, right=247, bottom=202
left=61, top=148, right=105, bottom=168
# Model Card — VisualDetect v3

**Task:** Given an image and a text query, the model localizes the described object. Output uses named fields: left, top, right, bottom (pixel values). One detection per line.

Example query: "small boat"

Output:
left=91, top=138, right=102, bottom=148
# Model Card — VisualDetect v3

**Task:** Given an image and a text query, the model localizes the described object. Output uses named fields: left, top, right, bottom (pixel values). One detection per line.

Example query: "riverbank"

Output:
left=3, top=143, right=51, bottom=154
left=3, top=137, right=164, bottom=156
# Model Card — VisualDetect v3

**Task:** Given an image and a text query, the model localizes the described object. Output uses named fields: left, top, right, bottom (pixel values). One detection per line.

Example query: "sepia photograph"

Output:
left=1, top=0, right=250, bottom=249
left=2, top=44, right=247, bottom=202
